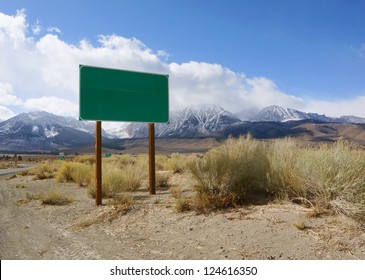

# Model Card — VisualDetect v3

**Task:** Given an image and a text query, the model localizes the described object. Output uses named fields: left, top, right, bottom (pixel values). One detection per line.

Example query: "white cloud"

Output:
left=32, top=19, right=41, bottom=35
left=0, top=105, right=16, bottom=121
left=0, top=82, right=23, bottom=105
left=169, top=61, right=247, bottom=111
left=47, top=26, right=62, bottom=34
left=304, top=96, right=365, bottom=118
left=168, top=62, right=304, bottom=112
left=157, top=50, right=170, bottom=60
left=0, top=9, right=364, bottom=121
left=0, top=9, right=28, bottom=47
left=245, top=77, right=304, bottom=109
left=24, top=96, right=78, bottom=116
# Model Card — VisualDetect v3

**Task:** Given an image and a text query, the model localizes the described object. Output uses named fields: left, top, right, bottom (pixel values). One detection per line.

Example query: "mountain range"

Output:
left=1, top=105, right=365, bottom=152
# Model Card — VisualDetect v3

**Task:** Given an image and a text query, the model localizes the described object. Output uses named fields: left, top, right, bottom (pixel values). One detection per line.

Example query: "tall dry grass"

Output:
left=55, top=162, right=93, bottom=186
left=27, top=161, right=62, bottom=180
left=188, top=135, right=365, bottom=221
left=188, top=135, right=270, bottom=209
left=88, top=160, right=148, bottom=198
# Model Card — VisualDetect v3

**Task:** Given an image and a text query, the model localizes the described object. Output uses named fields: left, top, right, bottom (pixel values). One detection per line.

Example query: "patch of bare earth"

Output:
left=1, top=172, right=364, bottom=260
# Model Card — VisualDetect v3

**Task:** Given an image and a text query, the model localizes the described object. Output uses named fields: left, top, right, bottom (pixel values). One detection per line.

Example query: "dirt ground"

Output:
left=1, top=170, right=365, bottom=260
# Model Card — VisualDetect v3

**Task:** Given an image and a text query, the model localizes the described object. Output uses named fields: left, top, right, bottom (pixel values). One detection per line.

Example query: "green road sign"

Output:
left=79, top=65, right=169, bottom=123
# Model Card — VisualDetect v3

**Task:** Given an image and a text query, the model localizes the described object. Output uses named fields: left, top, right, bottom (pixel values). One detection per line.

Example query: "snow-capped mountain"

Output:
left=125, top=104, right=242, bottom=138
left=0, top=111, right=106, bottom=152
left=236, top=105, right=365, bottom=124
left=249, top=105, right=310, bottom=122
left=241, top=105, right=334, bottom=122
left=1, top=105, right=365, bottom=152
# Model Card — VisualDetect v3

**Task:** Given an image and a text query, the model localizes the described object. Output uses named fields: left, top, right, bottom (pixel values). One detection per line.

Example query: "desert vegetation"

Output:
left=188, top=136, right=365, bottom=223
left=23, top=136, right=365, bottom=225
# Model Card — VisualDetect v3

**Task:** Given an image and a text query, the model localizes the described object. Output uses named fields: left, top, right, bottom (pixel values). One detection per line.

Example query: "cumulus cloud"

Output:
left=169, top=62, right=304, bottom=112
left=304, top=96, right=365, bottom=118
left=0, top=9, right=364, bottom=123
left=24, top=96, right=78, bottom=116
left=0, top=82, right=23, bottom=105
left=157, top=50, right=170, bottom=60
left=245, top=77, right=304, bottom=109
left=0, top=105, right=16, bottom=121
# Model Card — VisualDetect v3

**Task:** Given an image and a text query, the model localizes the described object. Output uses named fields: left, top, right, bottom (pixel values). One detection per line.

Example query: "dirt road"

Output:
left=1, top=172, right=365, bottom=260
left=0, top=166, right=32, bottom=176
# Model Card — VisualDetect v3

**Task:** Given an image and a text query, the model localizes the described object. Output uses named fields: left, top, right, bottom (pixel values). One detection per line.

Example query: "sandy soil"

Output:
left=1, top=171, right=365, bottom=260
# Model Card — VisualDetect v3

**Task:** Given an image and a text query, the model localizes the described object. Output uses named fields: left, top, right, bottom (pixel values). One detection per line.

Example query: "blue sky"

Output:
left=1, top=0, right=365, bottom=120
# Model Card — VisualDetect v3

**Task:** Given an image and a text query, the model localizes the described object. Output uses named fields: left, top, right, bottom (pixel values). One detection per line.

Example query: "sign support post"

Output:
left=148, top=123, right=156, bottom=194
left=95, top=121, right=102, bottom=205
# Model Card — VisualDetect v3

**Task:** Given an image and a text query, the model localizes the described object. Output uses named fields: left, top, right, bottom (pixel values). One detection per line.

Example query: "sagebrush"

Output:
left=188, top=136, right=365, bottom=222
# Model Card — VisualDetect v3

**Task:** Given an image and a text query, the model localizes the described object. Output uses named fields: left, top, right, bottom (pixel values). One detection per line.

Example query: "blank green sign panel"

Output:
left=79, top=65, right=169, bottom=123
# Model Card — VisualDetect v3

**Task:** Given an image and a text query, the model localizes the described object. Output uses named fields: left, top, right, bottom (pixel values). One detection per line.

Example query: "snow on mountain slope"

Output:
left=249, top=105, right=309, bottom=122
left=0, top=111, right=100, bottom=151
left=1, top=106, right=365, bottom=152
left=125, top=104, right=242, bottom=138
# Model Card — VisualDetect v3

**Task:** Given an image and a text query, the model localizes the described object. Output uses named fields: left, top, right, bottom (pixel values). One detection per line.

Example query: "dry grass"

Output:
left=88, top=161, right=147, bottom=198
left=25, top=192, right=43, bottom=201
left=55, top=162, right=93, bottom=186
left=20, top=191, right=73, bottom=206
left=27, top=161, right=61, bottom=180
left=73, top=155, right=95, bottom=165
left=293, top=220, right=310, bottom=231
left=72, top=195, right=133, bottom=229
left=23, top=138, right=365, bottom=224
left=169, top=186, right=183, bottom=198
left=188, top=136, right=365, bottom=222
left=156, top=171, right=170, bottom=188
left=107, top=193, right=134, bottom=207
left=188, top=135, right=269, bottom=210
left=15, top=183, right=25, bottom=189
left=103, top=154, right=136, bottom=167
left=174, top=197, right=192, bottom=213
left=41, top=191, right=74, bottom=205
left=165, top=153, right=186, bottom=173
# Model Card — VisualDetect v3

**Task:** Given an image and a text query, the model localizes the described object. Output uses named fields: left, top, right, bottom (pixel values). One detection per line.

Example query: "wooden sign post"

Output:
left=148, top=123, right=156, bottom=195
left=95, top=121, right=102, bottom=205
